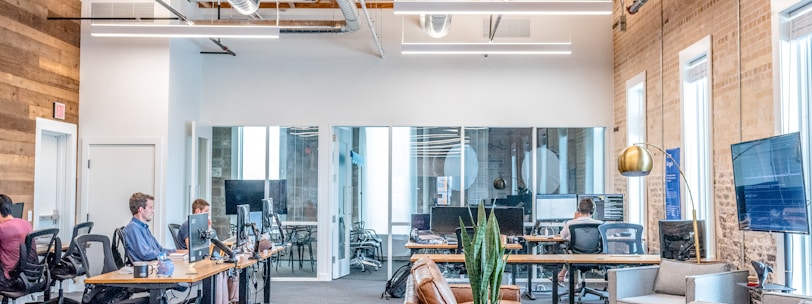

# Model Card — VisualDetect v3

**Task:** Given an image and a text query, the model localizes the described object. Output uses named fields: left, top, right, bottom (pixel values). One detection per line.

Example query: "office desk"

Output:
left=404, top=241, right=522, bottom=255
left=235, top=245, right=286, bottom=304
left=410, top=253, right=661, bottom=304
left=84, top=259, right=233, bottom=304
left=521, top=235, right=566, bottom=300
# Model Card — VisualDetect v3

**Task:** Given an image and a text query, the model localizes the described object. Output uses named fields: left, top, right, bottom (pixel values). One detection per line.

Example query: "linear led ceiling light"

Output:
left=394, top=0, right=612, bottom=15
left=401, top=42, right=572, bottom=54
left=91, top=24, right=280, bottom=39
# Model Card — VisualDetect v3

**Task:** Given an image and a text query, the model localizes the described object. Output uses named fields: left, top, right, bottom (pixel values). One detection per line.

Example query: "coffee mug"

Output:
left=133, top=262, right=154, bottom=278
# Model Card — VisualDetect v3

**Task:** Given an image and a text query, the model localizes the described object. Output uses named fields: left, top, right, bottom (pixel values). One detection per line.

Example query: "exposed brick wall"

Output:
left=612, top=0, right=777, bottom=279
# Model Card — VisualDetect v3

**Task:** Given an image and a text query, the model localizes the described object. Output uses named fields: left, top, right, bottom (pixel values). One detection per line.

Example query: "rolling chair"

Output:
left=47, top=221, right=94, bottom=304
left=0, top=228, right=60, bottom=304
left=598, top=223, right=644, bottom=254
left=167, top=223, right=184, bottom=250
left=74, top=234, right=149, bottom=304
left=561, top=223, right=607, bottom=304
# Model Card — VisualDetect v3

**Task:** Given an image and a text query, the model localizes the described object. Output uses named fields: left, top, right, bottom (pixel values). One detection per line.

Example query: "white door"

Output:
left=332, top=127, right=352, bottom=279
left=189, top=121, right=213, bottom=204
left=34, top=118, right=77, bottom=243
left=82, top=143, right=157, bottom=239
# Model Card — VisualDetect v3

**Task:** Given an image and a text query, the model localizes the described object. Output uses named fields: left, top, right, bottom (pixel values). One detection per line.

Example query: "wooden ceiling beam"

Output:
left=195, top=1, right=394, bottom=9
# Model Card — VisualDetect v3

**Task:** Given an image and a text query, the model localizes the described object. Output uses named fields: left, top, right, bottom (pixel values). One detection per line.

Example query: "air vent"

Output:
left=481, top=19, right=530, bottom=38
left=91, top=2, right=155, bottom=23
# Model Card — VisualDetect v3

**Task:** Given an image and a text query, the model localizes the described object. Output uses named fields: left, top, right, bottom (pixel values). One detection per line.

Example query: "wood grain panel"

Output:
left=0, top=0, right=80, bottom=211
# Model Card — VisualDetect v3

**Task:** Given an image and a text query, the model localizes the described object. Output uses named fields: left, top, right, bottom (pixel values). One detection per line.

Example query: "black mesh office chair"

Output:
left=0, top=228, right=60, bottom=304
left=167, top=223, right=185, bottom=250
left=47, top=222, right=94, bottom=304
left=563, top=223, right=607, bottom=303
left=75, top=234, right=149, bottom=304
left=598, top=223, right=644, bottom=254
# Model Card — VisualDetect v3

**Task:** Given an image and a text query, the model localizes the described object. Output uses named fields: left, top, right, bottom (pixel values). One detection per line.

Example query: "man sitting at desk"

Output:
left=122, top=192, right=187, bottom=261
left=0, top=194, right=33, bottom=292
left=558, top=197, right=602, bottom=282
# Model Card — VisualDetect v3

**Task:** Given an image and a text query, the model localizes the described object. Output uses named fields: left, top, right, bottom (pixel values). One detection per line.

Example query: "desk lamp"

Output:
left=618, top=143, right=702, bottom=264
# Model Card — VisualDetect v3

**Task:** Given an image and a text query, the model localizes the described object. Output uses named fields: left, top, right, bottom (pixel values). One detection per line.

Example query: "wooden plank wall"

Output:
left=0, top=1, right=80, bottom=220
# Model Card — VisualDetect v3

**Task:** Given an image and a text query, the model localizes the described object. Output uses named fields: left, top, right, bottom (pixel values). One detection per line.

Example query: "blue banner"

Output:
left=665, top=148, right=681, bottom=220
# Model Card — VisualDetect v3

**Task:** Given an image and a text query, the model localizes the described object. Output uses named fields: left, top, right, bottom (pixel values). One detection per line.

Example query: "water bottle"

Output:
left=157, top=253, right=175, bottom=277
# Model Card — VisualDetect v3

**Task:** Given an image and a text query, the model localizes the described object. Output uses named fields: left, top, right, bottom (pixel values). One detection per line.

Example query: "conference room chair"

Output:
left=47, top=221, right=94, bottom=304
left=74, top=234, right=149, bottom=304
left=1, top=228, right=60, bottom=304
left=112, top=227, right=135, bottom=268
left=286, top=225, right=315, bottom=272
left=561, top=223, right=607, bottom=304
left=167, top=223, right=185, bottom=250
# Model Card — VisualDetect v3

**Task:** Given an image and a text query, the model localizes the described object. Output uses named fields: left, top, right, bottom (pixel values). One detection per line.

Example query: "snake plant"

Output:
left=459, top=204, right=507, bottom=304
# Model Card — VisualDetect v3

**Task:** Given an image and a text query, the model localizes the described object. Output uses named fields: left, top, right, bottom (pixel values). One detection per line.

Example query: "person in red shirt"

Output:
left=0, top=194, right=33, bottom=291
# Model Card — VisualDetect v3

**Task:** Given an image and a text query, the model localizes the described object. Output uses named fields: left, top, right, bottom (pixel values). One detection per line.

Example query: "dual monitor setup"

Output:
left=187, top=198, right=283, bottom=264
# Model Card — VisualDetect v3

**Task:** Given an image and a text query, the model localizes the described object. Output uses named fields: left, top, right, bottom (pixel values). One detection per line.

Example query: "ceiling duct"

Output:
left=228, top=0, right=260, bottom=15
left=421, top=14, right=451, bottom=38
left=334, top=0, right=360, bottom=32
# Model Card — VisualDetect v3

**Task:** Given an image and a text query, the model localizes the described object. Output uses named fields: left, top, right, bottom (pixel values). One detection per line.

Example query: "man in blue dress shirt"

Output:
left=123, top=192, right=187, bottom=261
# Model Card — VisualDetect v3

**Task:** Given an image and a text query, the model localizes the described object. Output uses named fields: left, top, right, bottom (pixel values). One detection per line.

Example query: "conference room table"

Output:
left=84, top=258, right=234, bottom=304
left=234, top=245, right=286, bottom=304
left=410, top=253, right=662, bottom=304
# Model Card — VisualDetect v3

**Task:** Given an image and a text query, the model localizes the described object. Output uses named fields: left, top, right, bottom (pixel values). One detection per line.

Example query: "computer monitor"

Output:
left=225, top=180, right=265, bottom=214
left=11, top=202, right=23, bottom=219
left=411, top=213, right=430, bottom=231
left=491, top=207, right=525, bottom=236
left=236, top=204, right=251, bottom=249
left=261, top=198, right=274, bottom=234
left=535, top=194, right=577, bottom=221
left=659, top=220, right=706, bottom=261
left=431, top=206, right=475, bottom=235
left=187, top=213, right=210, bottom=263
left=578, top=194, right=624, bottom=222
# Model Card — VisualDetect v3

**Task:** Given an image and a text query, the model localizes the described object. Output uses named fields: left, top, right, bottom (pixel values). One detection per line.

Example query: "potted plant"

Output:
left=459, top=204, right=508, bottom=304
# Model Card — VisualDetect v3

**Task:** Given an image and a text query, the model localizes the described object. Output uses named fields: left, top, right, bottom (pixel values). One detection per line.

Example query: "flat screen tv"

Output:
left=731, top=132, right=810, bottom=234
left=225, top=180, right=264, bottom=214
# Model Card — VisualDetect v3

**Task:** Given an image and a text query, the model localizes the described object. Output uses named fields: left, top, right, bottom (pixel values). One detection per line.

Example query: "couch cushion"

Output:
left=762, top=292, right=812, bottom=304
left=653, top=259, right=729, bottom=296
left=618, top=293, right=687, bottom=304
left=411, top=257, right=457, bottom=304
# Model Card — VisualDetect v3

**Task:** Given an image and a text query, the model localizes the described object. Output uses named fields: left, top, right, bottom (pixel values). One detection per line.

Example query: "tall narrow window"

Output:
left=680, top=36, right=715, bottom=258
left=626, top=72, right=646, bottom=226
left=779, top=1, right=812, bottom=293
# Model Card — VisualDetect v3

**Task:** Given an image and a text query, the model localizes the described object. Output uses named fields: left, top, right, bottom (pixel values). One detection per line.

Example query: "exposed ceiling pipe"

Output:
left=154, top=0, right=237, bottom=56
left=334, top=0, right=360, bottom=32
left=228, top=0, right=261, bottom=15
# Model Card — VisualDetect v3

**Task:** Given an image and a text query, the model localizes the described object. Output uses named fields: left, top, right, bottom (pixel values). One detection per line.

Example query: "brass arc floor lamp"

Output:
left=618, top=143, right=702, bottom=264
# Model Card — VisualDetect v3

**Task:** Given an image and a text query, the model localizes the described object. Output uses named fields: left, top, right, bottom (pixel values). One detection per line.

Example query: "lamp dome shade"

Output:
left=493, top=177, right=507, bottom=190
left=617, top=145, right=653, bottom=176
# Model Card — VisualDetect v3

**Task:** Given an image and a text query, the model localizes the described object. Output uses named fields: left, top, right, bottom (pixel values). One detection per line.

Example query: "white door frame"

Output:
left=34, top=118, right=77, bottom=238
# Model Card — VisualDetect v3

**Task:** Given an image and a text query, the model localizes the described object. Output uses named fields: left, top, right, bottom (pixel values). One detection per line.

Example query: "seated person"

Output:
left=0, top=194, right=33, bottom=291
left=558, top=197, right=602, bottom=282
left=122, top=192, right=187, bottom=261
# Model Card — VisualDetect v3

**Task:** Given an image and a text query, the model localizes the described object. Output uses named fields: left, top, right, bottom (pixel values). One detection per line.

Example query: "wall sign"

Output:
left=665, top=148, right=681, bottom=220
left=53, top=102, right=65, bottom=120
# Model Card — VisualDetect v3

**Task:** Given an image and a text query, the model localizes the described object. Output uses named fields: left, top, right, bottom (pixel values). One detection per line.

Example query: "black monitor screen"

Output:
left=536, top=194, right=577, bottom=221
left=11, top=202, right=24, bottom=219
left=659, top=220, right=706, bottom=261
left=225, top=180, right=264, bottom=214
left=411, top=214, right=430, bottom=230
left=187, top=213, right=210, bottom=263
left=491, top=207, right=524, bottom=236
left=261, top=198, right=273, bottom=234
left=731, top=132, right=810, bottom=234
left=430, top=206, right=524, bottom=236
left=578, top=194, right=624, bottom=222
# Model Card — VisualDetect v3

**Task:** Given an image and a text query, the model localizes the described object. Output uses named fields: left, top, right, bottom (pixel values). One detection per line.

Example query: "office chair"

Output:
left=167, top=223, right=185, bottom=250
left=0, top=228, right=60, bottom=304
left=287, top=225, right=315, bottom=272
left=47, top=221, right=94, bottom=304
left=562, top=223, right=607, bottom=304
left=75, top=234, right=149, bottom=304
left=598, top=223, right=644, bottom=254
left=112, top=227, right=135, bottom=268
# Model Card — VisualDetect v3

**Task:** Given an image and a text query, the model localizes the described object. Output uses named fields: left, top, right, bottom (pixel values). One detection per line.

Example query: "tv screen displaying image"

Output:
left=731, top=132, right=810, bottom=234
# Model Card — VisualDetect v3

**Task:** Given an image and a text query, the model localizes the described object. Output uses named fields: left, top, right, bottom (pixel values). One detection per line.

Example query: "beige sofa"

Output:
left=762, top=292, right=812, bottom=304
left=608, top=259, right=749, bottom=304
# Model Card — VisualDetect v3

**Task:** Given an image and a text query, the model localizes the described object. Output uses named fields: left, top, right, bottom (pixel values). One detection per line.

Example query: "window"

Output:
left=680, top=36, right=715, bottom=258
left=626, top=72, right=646, bottom=226
left=778, top=0, right=812, bottom=293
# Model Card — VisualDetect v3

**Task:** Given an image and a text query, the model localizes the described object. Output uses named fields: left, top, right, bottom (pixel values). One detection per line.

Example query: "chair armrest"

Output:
left=686, top=270, right=748, bottom=303
left=608, top=266, right=659, bottom=304
left=447, top=284, right=521, bottom=303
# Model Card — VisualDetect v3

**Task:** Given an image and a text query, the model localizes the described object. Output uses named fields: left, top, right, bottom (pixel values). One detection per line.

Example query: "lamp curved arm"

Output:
left=631, top=142, right=702, bottom=264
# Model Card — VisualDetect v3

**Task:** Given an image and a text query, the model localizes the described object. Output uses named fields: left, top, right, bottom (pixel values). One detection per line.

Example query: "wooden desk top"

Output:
left=84, top=259, right=233, bottom=285
left=523, top=235, right=565, bottom=243
left=235, top=245, right=286, bottom=269
left=404, top=241, right=523, bottom=251
left=410, top=253, right=662, bottom=265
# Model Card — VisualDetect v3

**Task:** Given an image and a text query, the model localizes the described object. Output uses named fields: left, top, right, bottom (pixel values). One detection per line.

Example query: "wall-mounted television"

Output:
left=731, top=132, right=810, bottom=234
left=225, top=179, right=287, bottom=215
